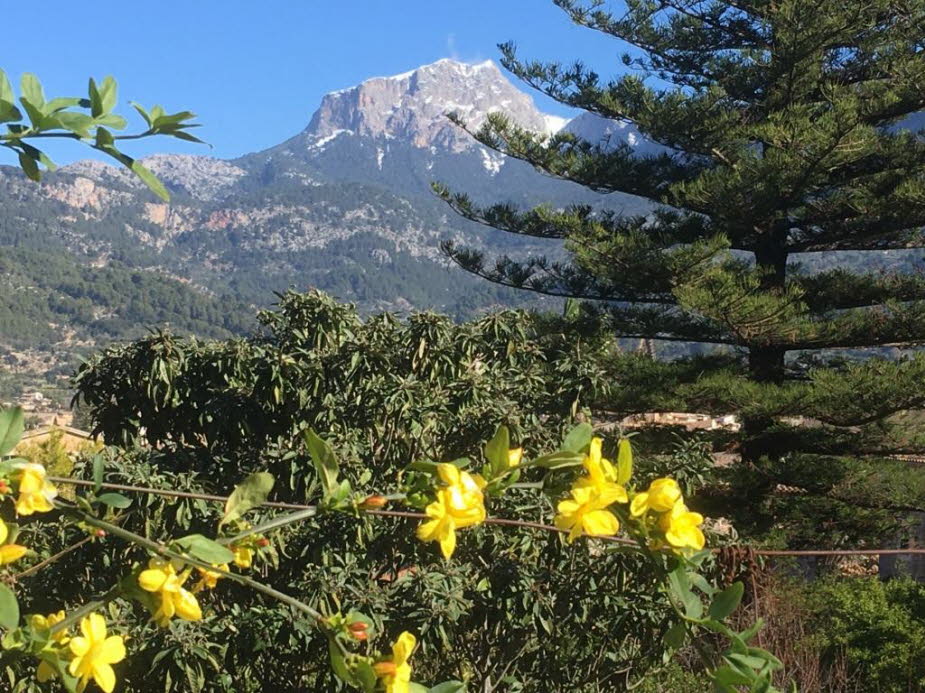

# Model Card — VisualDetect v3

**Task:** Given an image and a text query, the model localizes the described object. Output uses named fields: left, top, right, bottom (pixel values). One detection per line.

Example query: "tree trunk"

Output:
left=743, top=228, right=789, bottom=462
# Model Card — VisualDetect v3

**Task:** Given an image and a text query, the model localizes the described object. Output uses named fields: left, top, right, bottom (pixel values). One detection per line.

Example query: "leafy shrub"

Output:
left=807, top=577, right=925, bottom=692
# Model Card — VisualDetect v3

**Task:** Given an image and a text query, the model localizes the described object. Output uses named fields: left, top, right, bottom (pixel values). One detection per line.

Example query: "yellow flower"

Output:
left=507, top=447, right=523, bottom=468
left=630, top=478, right=682, bottom=516
left=193, top=563, right=228, bottom=592
left=437, top=463, right=486, bottom=527
left=659, top=500, right=706, bottom=551
left=554, top=485, right=624, bottom=542
left=12, top=463, right=57, bottom=516
left=67, top=613, right=125, bottom=693
left=574, top=438, right=630, bottom=501
left=30, top=610, right=69, bottom=643
left=0, top=518, right=27, bottom=565
left=33, top=610, right=70, bottom=683
left=232, top=545, right=253, bottom=569
left=137, top=558, right=203, bottom=627
left=416, top=490, right=457, bottom=559
left=373, top=631, right=416, bottom=693
left=417, top=464, right=487, bottom=559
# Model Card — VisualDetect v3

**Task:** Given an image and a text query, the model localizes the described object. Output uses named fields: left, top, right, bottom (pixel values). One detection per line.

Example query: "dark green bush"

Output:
left=807, top=576, right=925, bottom=692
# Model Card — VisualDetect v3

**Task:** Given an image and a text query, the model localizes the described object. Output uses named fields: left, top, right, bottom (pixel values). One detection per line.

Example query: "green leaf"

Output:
left=56, top=112, right=95, bottom=137
left=699, top=619, right=735, bottom=637
left=303, top=429, right=340, bottom=497
left=663, top=621, right=687, bottom=649
left=0, top=407, right=24, bottom=456
left=746, top=646, right=783, bottom=670
left=0, top=584, right=19, bottom=630
left=20, top=73, right=45, bottom=109
left=92, top=454, right=104, bottom=493
left=166, top=129, right=206, bottom=144
left=615, top=437, right=633, bottom=485
left=45, top=97, right=82, bottom=113
left=95, top=127, right=114, bottom=147
left=428, top=682, right=467, bottom=693
left=709, top=582, right=744, bottom=621
left=152, top=110, right=196, bottom=129
left=88, top=78, right=102, bottom=117
left=0, top=99, right=22, bottom=124
left=130, top=101, right=152, bottom=127
left=174, top=534, right=234, bottom=565
left=711, top=664, right=752, bottom=688
left=221, top=472, right=275, bottom=526
left=484, top=425, right=510, bottom=477
left=529, top=450, right=584, bottom=469
left=409, top=685, right=429, bottom=693
left=95, top=113, right=127, bottom=130
left=353, top=660, right=378, bottom=692
left=667, top=565, right=702, bottom=619
left=20, top=142, right=56, bottom=172
left=328, top=640, right=356, bottom=685
left=96, top=492, right=131, bottom=509
left=0, top=70, right=13, bottom=104
left=561, top=422, right=593, bottom=453
left=19, top=98, right=45, bottom=129
left=727, top=652, right=769, bottom=671
left=94, top=145, right=169, bottom=201
left=97, top=76, right=117, bottom=114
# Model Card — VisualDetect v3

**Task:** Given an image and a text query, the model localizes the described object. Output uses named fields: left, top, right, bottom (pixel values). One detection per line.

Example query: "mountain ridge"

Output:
left=0, top=57, right=653, bottom=396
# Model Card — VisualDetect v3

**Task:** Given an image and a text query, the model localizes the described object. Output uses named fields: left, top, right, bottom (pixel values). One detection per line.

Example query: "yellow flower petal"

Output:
left=99, top=635, right=126, bottom=665
left=0, top=544, right=27, bottom=565
left=438, top=524, right=457, bottom=559
left=436, top=463, right=461, bottom=486
left=69, top=636, right=90, bottom=658
left=92, top=662, right=116, bottom=693
left=630, top=492, right=650, bottom=517
left=392, top=631, right=417, bottom=665
left=173, top=589, right=202, bottom=621
left=138, top=568, right=169, bottom=593
left=648, top=478, right=682, bottom=512
left=0, top=519, right=8, bottom=545
left=81, top=614, right=107, bottom=643
left=582, top=509, right=619, bottom=537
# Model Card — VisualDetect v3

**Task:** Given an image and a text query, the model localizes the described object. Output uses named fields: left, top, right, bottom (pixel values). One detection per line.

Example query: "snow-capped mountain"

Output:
left=0, top=58, right=655, bottom=366
left=304, top=59, right=556, bottom=150
left=563, top=112, right=668, bottom=157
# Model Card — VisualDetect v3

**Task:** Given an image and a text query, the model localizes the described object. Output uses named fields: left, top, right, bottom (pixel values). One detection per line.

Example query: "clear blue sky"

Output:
left=2, top=1, right=629, bottom=165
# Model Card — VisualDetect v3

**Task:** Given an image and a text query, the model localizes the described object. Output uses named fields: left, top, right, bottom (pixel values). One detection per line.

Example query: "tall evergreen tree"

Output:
left=438, top=0, right=925, bottom=544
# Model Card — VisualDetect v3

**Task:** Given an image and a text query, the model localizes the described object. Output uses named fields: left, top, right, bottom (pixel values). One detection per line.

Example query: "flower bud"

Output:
left=358, top=495, right=388, bottom=510
left=348, top=622, right=369, bottom=641
left=256, top=537, right=270, bottom=548
left=0, top=480, right=9, bottom=494
left=95, top=529, right=107, bottom=538
left=373, top=661, right=396, bottom=676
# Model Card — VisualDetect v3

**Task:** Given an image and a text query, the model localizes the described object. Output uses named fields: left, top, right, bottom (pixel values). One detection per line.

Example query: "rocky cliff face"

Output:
left=304, top=59, right=556, bottom=151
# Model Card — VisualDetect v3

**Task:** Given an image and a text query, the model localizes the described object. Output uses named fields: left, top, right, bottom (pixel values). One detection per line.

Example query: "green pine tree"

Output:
left=438, top=0, right=925, bottom=545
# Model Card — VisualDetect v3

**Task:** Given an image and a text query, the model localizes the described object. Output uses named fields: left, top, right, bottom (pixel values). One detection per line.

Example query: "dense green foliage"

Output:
left=52, top=291, right=740, bottom=690
left=74, top=290, right=614, bottom=461
left=804, top=576, right=925, bottom=692
left=0, top=247, right=253, bottom=348
left=440, top=0, right=925, bottom=544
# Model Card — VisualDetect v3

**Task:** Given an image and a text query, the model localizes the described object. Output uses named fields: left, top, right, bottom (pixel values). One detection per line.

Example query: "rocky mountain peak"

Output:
left=302, top=58, right=555, bottom=151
